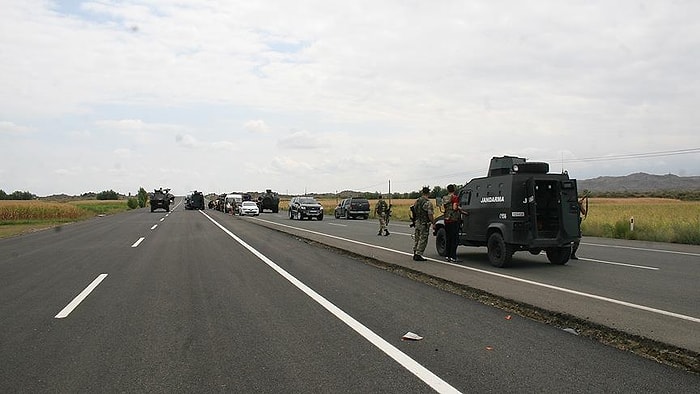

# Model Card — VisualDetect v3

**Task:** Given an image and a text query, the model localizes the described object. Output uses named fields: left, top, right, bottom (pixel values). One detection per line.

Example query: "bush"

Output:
left=96, top=190, right=119, bottom=200
left=127, top=198, right=139, bottom=209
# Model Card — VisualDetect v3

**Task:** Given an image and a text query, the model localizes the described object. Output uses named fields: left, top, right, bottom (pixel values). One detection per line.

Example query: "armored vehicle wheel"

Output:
left=334, top=211, right=340, bottom=219
left=318, top=214, right=323, bottom=221
left=487, top=232, right=514, bottom=268
left=546, top=247, right=571, bottom=265
left=435, top=227, right=446, bottom=257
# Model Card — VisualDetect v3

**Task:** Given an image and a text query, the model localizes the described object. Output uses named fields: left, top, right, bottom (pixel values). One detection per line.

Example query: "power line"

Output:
left=558, top=148, right=700, bottom=164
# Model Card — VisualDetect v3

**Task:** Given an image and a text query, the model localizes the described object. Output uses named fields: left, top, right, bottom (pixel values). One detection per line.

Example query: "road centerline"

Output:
left=55, top=274, right=108, bottom=319
left=131, top=237, right=145, bottom=248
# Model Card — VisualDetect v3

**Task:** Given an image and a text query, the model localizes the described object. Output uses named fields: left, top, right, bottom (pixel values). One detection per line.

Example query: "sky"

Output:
left=1, top=0, right=699, bottom=197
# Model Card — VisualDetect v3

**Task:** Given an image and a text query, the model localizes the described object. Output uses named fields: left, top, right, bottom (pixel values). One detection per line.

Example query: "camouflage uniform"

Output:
left=412, top=195, right=434, bottom=259
left=375, top=197, right=389, bottom=236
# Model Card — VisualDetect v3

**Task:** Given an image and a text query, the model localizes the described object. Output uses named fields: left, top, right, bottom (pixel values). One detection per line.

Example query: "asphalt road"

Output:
left=254, top=209, right=700, bottom=354
left=1, top=202, right=698, bottom=392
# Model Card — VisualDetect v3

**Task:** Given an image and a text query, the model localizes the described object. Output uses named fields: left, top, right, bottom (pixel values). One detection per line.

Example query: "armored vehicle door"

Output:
left=459, top=187, right=482, bottom=241
left=560, top=179, right=581, bottom=239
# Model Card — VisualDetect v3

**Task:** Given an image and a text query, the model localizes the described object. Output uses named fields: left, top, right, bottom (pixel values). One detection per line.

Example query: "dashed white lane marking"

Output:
left=580, top=257, right=658, bottom=270
left=327, top=223, right=347, bottom=227
left=160, top=217, right=165, bottom=222
left=201, top=211, right=460, bottom=394
left=131, top=237, right=145, bottom=248
left=151, top=225, right=158, bottom=230
left=55, top=274, right=108, bottom=319
left=583, top=242, right=700, bottom=257
left=254, top=218, right=700, bottom=324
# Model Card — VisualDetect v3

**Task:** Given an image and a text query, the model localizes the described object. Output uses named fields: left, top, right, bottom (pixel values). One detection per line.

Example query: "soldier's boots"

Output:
left=384, top=229, right=390, bottom=236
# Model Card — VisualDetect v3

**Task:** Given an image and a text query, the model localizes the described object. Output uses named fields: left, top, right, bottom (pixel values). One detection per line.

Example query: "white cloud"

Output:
left=0, top=121, right=33, bottom=135
left=245, top=120, right=270, bottom=134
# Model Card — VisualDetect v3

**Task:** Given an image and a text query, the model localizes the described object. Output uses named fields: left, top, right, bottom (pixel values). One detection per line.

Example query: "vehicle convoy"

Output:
left=149, top=188, right=172, bottom=212
left=185, top=191, right=205, bottom=210
left=334, top=197, right=370, bottom=219
left=289, top=196, right=324, bottom=220
left=256, top=189, right=279, bottom=213
left=434, top=156, right=581, bottom=267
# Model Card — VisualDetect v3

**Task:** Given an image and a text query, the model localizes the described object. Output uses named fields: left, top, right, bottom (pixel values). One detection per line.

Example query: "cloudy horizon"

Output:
left=1, top=1, right=698, bottom=196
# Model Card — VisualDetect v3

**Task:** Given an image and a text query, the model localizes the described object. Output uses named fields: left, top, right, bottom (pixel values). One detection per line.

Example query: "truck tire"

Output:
left=487, top=232, right=514, bottom=268
left=435, top=227, right=446, bottom=257
left=546, top=247, right=571, bottom=265
left=318, top=214, right=323, bottom=221
left=334, top=210, right=340, bottom=219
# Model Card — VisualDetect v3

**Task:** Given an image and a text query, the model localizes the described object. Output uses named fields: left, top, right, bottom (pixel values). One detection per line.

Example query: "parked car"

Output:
left=289, top=196, right=324, bottom=220
left=240, top=200, right=260, bottom=216
left=334, top=197, right=370, bottom=219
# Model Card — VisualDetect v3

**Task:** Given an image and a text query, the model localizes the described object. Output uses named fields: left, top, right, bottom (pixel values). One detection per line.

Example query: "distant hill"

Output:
left=578, top=173, right=700, bottom=193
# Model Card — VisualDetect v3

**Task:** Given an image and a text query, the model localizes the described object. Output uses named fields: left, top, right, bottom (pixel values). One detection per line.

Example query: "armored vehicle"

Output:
left=185, top=190, right=205, bottom=210
left=149, top=188, right=171, bottom=212
left=258, top=189, right=280, bottom=213
left=434, top=156, right=581, bottom=267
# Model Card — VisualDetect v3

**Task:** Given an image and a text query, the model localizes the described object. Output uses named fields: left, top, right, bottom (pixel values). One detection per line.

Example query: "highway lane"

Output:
left=1, top=205, right=698, bottom=392
left=246, top=210, right=700, bottom=353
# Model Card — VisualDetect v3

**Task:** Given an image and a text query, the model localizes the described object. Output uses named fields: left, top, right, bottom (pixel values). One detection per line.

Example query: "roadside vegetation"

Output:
left=0, top=188, right=141, bottom=238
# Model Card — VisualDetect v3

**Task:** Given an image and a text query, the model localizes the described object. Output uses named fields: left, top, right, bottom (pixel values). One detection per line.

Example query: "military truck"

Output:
left=185, top=190, right=205, bottom=210
left=434, top=156, right=581, bottom=267
left=257, top=189, right=280, bottom=213
left=149, top=188, right=171, bottom=212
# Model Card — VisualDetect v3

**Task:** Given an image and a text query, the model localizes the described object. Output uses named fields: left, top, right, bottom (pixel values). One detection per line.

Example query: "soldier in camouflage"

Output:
left=412, top=187, right=434, bottom=261
left=375, top=195, right=390, bottom=236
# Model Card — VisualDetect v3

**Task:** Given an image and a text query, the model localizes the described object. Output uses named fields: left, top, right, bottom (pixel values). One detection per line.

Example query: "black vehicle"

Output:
left=289, top=196, right=324, bottom=220
left=258, top=189, right=280, bottom=213
left=434, top=156, right=581, bottom=267
left=185, top=190, right=205, bottom=210
left=334, top=197, right=370, bottom=219
left=149, top=188, right=171, bottom=212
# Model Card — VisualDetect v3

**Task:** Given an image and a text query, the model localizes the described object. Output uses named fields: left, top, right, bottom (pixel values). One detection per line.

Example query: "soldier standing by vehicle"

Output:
left=375, top=195, right=390, bottom=236
left=443, top=184, right=462, bottom=262
left=412, top=187, right=434, bottom=261
left=571, top=191, right=589, bottom=259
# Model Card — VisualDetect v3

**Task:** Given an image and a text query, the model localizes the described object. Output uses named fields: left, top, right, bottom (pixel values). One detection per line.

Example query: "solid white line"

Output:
left=55, top=274, right=108, bottom=319
left=254, top=218, right=700, bottom=324
left=580, top=257, right=659, bottom=270
left=131, top=237, right=145, bottom=248
left=201, top=211, right=460, bottom=394
left=151, top=225, right=158, bottom=230
left=584, top=242, right=700, bottom=257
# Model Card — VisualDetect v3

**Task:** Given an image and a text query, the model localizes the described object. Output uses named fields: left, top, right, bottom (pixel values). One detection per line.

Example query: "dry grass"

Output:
left=0, top=200, right=130, bottom=238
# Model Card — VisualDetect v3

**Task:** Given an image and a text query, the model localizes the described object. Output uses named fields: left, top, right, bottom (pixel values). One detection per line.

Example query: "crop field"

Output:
left=0, top=200, right=129, bottom=238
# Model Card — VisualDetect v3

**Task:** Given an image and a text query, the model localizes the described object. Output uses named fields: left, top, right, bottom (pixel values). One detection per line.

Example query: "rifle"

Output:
left=409, top=205, right=416, bottom=228
left=386, top=204, right=393, bottom=225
